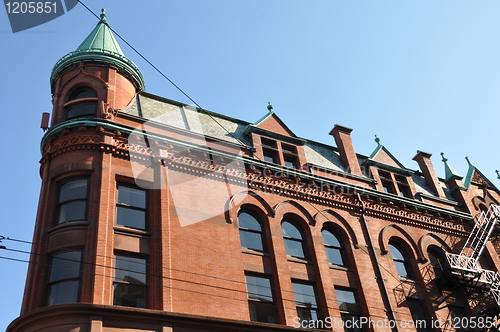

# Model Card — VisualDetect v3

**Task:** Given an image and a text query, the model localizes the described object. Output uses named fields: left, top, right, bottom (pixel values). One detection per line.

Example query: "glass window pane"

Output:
left=118, top=186, right=146, bottom=208
left=116, top=206, right=146, bottom=229
left=322, top=230, right=341, bottom=247
left=292, top=283, right=317, bottom=308
left=282, top=221, right=302, bottom=240
left=113, top=283, right=146, bottom=308
left=284, top=238, right=305, bottom=259
left=249, top=301, right=276, bottom=323
left=67, top=104, right=96, bottom=118
left=72, top=89, right=96, bottom=99
left=58, top=200, right=86, bottom=223
left=264, top=154, right=275, bottom=163
left=115, top=256, right=146, bottom=285
left=50, top=251, right=81, bottom=282
left=407, top=299, right=432, bottom=332
left=394, top=261, right=409, bottom=278
left=48, top=280, right=79, bottom=305
left=246, top=275, right=273, bottom=302
left=336, top=289, right=359, bottom=313
left=326, top=247, right=344, bottom=266
left=341, top=314, right=363, bottom=332
left=240, top=230, right=264, bottom=251
left=284, top=159, right=296, bottom=168
left=297, top=307, right=319, bottom=322
left=238, top=212, right=261, bottom=231
left=389, top=244, right=405, bottom=261
left=59, top=179, right=87, bottom=203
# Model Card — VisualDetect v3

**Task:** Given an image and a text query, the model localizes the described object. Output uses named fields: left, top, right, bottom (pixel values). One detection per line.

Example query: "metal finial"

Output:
left=374, top=135, right=381, bottom=146
left=267, top=102, right=273, bottom=112
left=100, top=8, right=107, bottom=22
left=440, top=152, right=447, bottom=162
left=496, top=170, right=500, bottom=180
left=465, top=156, right=472, bottom=167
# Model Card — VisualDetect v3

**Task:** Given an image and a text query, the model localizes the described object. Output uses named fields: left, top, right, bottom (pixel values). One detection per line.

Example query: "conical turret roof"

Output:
left=51, top=9, right=145, bottom=92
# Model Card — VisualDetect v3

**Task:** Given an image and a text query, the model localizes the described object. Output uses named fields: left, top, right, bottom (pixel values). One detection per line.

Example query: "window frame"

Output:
left=335, top=288, right=363, bottom=332
left=282, top=220, right=307, bottom=260
left=378, top=170, right=412, bottom=198
left=65, top=87, right=98, bottom=120
left=406, top=298, right=433, bottom=332
left=46, top=249, right=83, bottom=306
left=238, top=211, right=266, bottom=252
left=115, top=183, right=148, bottom=230
left=55, top=177, right=89, bottom=225
left=245, top=274, right=278, bottom=323
left=113, top=254, right=148, bottom=308
left=322, top=228, right=347, bottom=267
left=389, top=242, right=413, bottom=279
left=292, top=281, right=321, bottom=323
left=258, top=137, right=300, bottom=169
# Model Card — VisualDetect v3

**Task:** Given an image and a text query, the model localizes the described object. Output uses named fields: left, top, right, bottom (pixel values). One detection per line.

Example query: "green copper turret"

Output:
left=50, top=9, right=145, bottom=92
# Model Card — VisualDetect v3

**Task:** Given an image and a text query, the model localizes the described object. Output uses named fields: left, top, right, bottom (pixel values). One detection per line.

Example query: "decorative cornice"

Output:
left=41, top=121, right=474, bottom=230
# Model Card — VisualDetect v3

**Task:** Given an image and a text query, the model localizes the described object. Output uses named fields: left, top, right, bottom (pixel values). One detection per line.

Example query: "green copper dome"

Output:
left=51, top=9, right=145, bottom=92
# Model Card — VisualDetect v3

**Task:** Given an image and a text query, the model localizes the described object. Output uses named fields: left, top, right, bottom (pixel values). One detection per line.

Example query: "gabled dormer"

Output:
left=364, top=136, right=416, bottom=198
left=245, top=104, right=307, bottom=170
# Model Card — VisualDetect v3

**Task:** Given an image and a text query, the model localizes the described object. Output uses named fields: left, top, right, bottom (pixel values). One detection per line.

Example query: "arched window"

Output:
left=282, top=220, right=306, bottom=259
left=322, top=229, right=346, bottom=266
left=238, top=212, right=264, bottom=252
left=427, top=248, right=446, bottom=278
left=389, top=243, right=412, bottom=279
left=66, top=87, right=97, bottom=119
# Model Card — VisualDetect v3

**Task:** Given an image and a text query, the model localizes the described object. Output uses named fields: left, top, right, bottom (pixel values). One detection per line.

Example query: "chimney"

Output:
left=412, top=151, right=445, bottom=198
left=329, top=125, right=362, bottom=176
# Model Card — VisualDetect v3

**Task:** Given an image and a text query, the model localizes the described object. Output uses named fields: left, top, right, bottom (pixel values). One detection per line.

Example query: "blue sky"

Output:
left=1, top=1, right=499, bottom=330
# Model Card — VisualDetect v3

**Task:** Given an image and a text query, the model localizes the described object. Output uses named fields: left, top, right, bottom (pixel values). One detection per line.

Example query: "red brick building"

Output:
left=7, top=11, right=500, bottom=332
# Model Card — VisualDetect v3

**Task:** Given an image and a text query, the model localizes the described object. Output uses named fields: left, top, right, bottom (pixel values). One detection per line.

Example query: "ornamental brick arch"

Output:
left=418, top=233, right=452, bottom=263
left=314, top=209, right=359, bottom=249
left=225, top=190, right=274, bottom=224
left=379, top=224, right=424, bottom=262
left=273, top=200, right=315, bottom=228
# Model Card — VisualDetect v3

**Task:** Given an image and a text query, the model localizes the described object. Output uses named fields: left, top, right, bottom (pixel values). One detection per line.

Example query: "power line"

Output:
left=0, top=235, right=419, bottom=322
left=76, top=0, right=253, bottom=151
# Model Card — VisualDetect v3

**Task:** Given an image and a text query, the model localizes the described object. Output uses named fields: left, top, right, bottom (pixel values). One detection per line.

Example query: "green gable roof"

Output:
left=441, top=152, right=462, bottom=182
left=50, top=9, right=145, bottom=92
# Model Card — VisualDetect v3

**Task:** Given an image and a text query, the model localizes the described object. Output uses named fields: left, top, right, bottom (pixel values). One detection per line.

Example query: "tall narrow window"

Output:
left=245, top=275, right=277, bottom=323
left=292, top=282, right=320, bottom=322
left=57, top=178, right=88, bottom=224
left=336, top=289, right=362, bottom=332
left=281, top=143, right=298, bottom=169
left=66, top=87, right=97, bottom=119
left=322, top=229, right=345, bottom=266
left=389, top=243, right=412, bottom=279
left=239, top=212, right=264, bottom=252
left=406, top=299, right=433, bottom=332
left=427, top=248, right=446, bottom=278
left=47, top=250, right=82, bottom=305
left=116, top=185, right=147, bottom=230
left=395, top=175, right=411, bottom=198
left=113, top=255, right=147, bottom=308
left=282, top=221, right=306, bottom=259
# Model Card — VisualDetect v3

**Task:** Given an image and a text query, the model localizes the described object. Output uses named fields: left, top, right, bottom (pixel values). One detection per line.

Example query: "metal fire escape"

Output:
left=445, top=204, right=500, bottom=306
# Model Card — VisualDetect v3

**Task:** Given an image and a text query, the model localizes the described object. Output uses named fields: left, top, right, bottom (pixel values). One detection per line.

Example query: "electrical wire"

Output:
left=0, top=236, right=421, bottom=322
left=76, top=0, right=253, bottom=151
left=0, top=252, right=420, bottom=323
